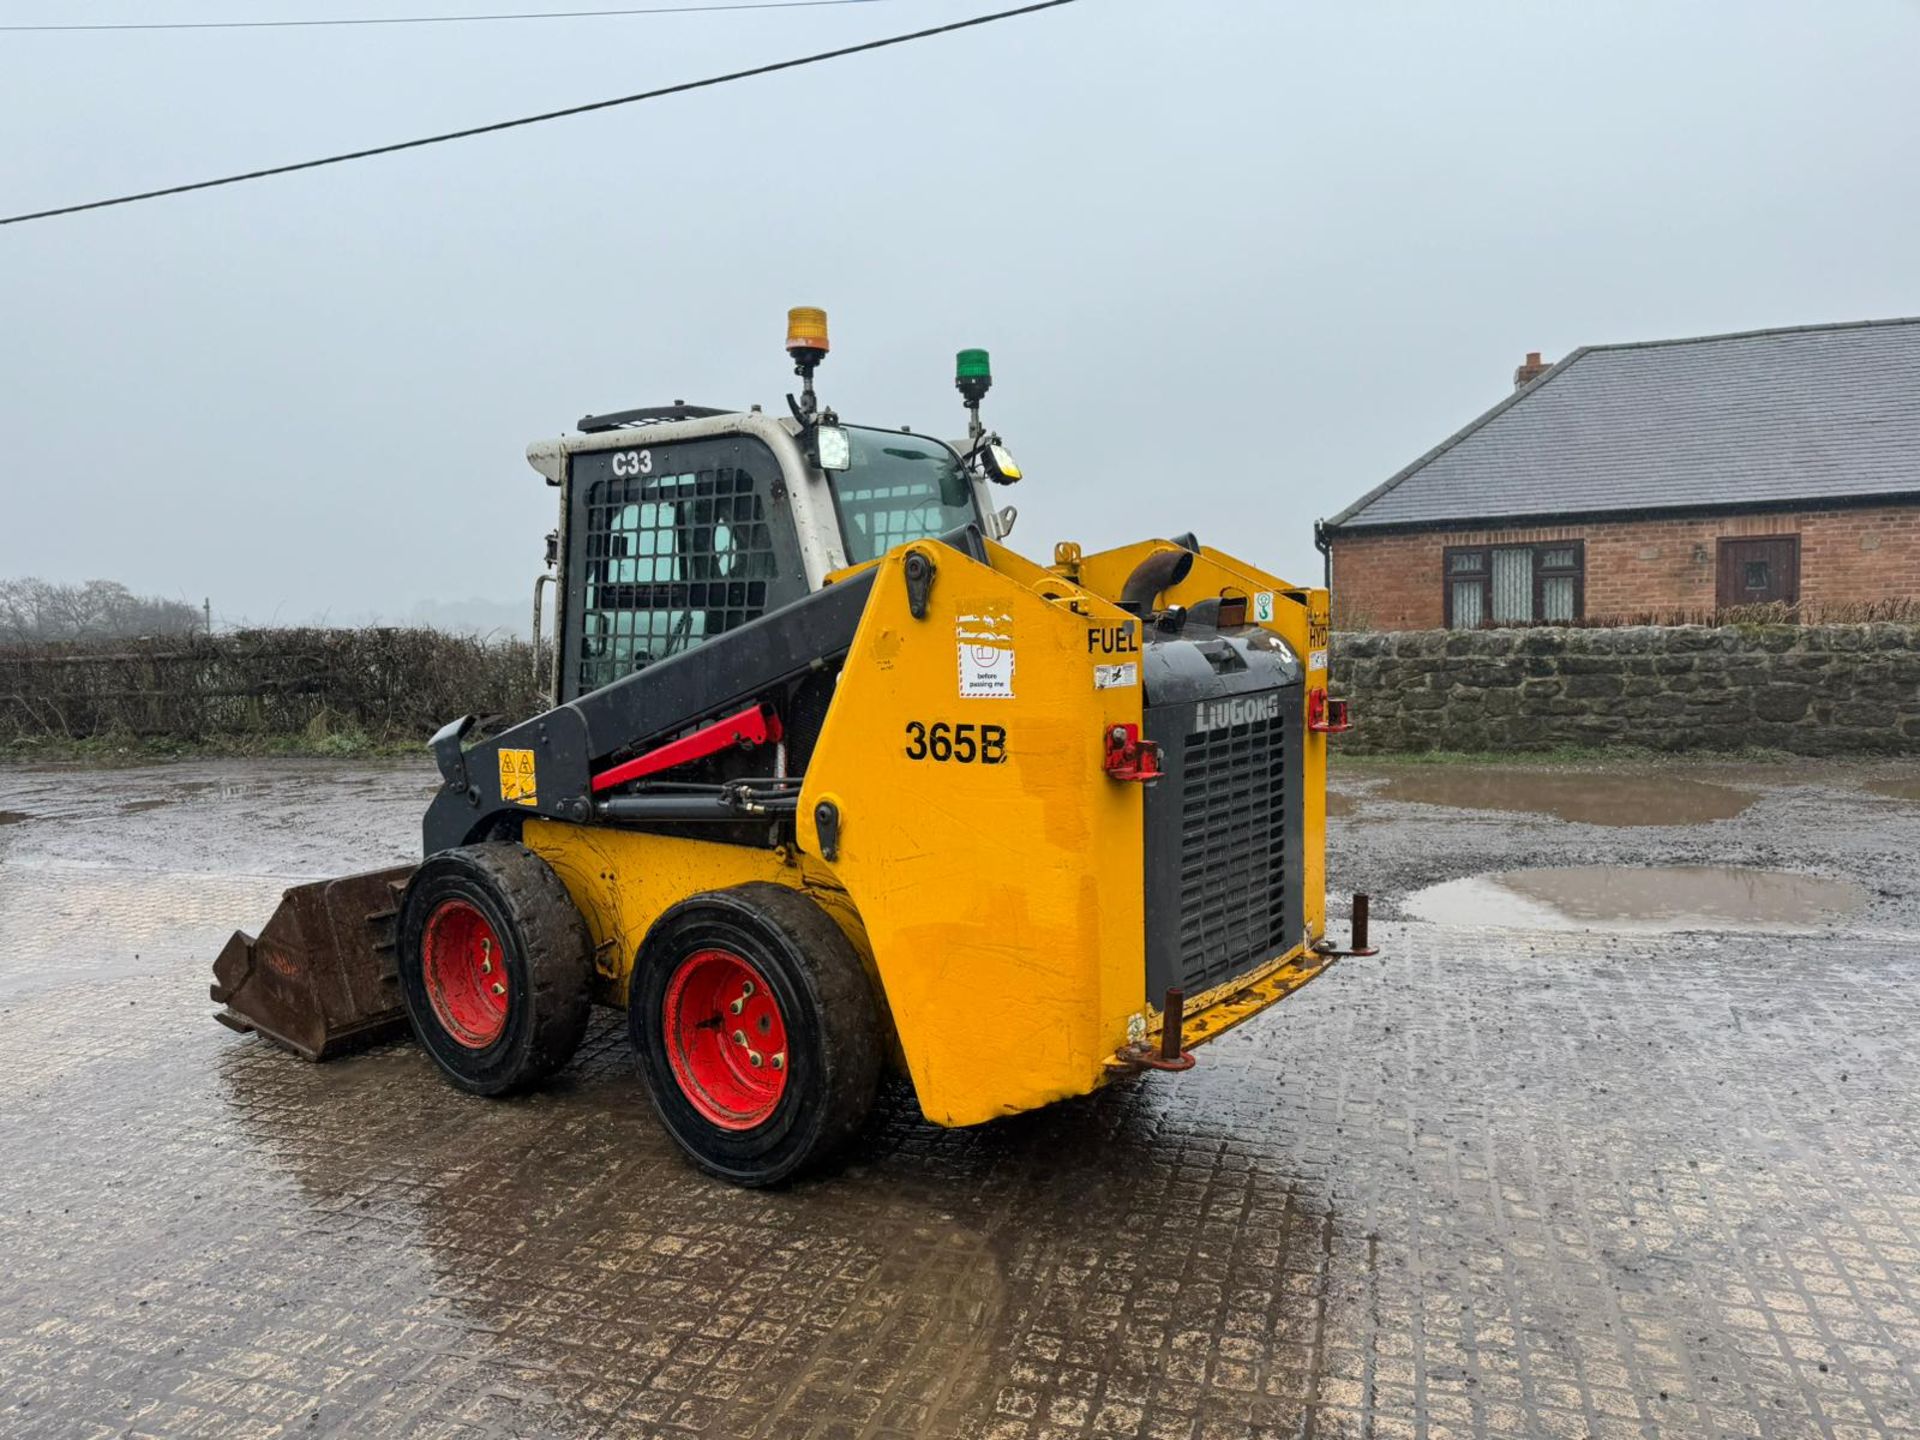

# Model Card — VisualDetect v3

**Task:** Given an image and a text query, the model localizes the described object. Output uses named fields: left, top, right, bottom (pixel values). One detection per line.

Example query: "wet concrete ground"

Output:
left=3, top=754, right=1919, bottom=1439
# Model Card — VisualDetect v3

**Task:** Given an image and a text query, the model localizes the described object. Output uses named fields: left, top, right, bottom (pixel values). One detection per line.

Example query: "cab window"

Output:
left=828, top=429, right=979, bottom=564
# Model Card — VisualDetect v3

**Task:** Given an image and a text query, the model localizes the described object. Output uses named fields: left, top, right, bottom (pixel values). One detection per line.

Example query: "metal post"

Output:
left=1352, top=893, right=1371, bottom=953
left=1160, top=988, right=1185, bottom=1063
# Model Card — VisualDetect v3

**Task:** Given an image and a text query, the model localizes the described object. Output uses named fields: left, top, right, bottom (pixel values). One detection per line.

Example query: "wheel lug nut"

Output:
left=491, top=982, right=506, bottom=996
left=748, top=1050, right=763, bottom=1068
left=770, top=1053, right=784, bottom=1071
left=733, top=1029, right=747, bottom=1047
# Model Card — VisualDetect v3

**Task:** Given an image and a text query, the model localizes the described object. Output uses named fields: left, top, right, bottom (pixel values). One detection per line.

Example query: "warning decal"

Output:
left=958, top=642, right=1014, bottom=698
left=1094, top=662, right=1138, bottom=690
left=498, top=748, right=538, bottom=806
left=956, top=609, right=1015, bottom=699
left=1252, top=591, right=1275, bottom=624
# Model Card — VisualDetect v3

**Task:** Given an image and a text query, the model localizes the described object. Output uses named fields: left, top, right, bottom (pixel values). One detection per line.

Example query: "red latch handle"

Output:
left=1307, top=690, right=1351, bottom=734
left=1102, top=723, right=1162, bottom=783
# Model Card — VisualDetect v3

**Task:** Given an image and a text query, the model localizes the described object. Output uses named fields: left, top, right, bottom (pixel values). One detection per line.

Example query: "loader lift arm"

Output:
left=422, top=526, right=988, bottom=856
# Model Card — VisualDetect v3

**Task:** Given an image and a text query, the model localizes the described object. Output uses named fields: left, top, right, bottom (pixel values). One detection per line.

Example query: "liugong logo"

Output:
left=1193, top=693, right=1281, bottom=733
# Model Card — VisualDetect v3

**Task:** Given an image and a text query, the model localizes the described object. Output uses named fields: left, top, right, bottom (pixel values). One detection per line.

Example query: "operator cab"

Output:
left=525, top=310, right=1019, bottom=705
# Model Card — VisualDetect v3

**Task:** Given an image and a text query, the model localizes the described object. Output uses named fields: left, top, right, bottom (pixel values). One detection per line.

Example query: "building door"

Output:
left=1717, top=536, right=1800, bottom=607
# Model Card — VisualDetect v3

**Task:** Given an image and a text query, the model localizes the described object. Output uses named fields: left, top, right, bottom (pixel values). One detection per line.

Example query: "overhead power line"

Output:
left=0, top=0, right=1078, bottom=227
left=0, top=0, right=903, bottom=35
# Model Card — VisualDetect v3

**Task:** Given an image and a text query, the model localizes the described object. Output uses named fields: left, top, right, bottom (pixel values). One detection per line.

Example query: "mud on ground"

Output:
left=2, top=754, right=1918, bottom=1439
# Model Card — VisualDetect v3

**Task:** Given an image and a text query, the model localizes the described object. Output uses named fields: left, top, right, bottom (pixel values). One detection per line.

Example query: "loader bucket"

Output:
left=211, top=865, right=418, bottom=1061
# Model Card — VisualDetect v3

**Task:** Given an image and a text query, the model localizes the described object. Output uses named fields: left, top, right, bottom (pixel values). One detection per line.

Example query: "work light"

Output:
left=814, top=424, right=852, bottom=471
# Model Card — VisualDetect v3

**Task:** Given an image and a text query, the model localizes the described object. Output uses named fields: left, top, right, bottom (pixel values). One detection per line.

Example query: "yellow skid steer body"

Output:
left=514, top=535, right=1334, bottom=1126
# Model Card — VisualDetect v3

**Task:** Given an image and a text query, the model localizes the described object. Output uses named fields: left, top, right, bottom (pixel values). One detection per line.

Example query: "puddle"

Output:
left=1406, top=865, right=1869, bottom=934
left=118, top=799, right=171, bottom=815
left=0, top=810, right=30, bottom=826
left=1868, top=777, right=1920, bottom=803
left=1327, top=792, right=1357, bottom=819
left=1371, top=771, right=1754, bottom=827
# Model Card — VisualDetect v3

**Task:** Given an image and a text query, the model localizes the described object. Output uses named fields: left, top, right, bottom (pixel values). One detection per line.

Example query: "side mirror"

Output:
left=983, top=443, right=1021, bottom=485
left=814, top=424, right=852, bottom=472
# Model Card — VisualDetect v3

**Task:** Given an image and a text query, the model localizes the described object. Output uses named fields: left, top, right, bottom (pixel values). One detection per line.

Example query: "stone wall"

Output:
left=1331, top=623, right=1920, bottom=754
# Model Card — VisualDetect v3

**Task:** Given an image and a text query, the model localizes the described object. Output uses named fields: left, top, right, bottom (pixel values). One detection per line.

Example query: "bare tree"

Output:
left=0, top=577, right=201, bottom=642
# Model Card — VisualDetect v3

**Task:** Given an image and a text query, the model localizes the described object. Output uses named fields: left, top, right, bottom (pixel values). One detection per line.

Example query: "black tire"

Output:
left=397, top=843, right=593, bottom=1097
left=630, top=883, right=881, bottom=1187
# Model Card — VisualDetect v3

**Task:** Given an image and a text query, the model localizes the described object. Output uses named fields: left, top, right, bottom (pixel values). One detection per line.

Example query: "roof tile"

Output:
left=1328, top=318, right=1920, bottom=528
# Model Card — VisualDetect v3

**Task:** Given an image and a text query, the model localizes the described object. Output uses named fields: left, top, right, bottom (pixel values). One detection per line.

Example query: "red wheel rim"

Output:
left=421, top=898, right=509, bottom=1048
left=662, top=948, right=789, bottom=1130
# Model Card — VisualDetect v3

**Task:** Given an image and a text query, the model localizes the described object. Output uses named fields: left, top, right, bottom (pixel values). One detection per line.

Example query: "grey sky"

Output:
left=3, top=0, right=1916, bottom=632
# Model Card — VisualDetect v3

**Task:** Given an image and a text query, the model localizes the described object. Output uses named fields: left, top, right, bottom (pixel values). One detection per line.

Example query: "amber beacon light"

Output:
left=785, top=306, right=830, bottom=364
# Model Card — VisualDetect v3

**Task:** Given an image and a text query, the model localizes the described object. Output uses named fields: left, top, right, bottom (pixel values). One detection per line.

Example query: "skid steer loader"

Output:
left=212, top=310, right=1370, bottom=1185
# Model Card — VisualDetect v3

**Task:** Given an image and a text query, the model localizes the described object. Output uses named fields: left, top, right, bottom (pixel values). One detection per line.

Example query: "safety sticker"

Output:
left=958, top=643, right=1014, bottom=698
left=1094, top=662, right=1138, bottom=690
left=1309, top=649, right=1328, bottom=672
left=1252, top=591, right=1275, bottom=624
left=956, top=610, right=1015, bottom=699
left=498, top=748, right=538, bottom=806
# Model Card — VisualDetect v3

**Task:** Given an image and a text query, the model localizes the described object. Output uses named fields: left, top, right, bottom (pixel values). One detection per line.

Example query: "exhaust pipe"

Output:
left=1120, top=543, right=1195, bottom=615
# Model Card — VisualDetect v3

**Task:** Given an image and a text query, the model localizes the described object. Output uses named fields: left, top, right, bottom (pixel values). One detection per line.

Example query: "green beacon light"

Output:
left=955, top=346, right=1017, bottom=483
left=956, top=348, right=993, bottom=406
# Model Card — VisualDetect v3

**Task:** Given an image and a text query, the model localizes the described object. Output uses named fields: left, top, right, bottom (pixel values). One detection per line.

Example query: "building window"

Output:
left=1444, top=542, right=1584, bottom=628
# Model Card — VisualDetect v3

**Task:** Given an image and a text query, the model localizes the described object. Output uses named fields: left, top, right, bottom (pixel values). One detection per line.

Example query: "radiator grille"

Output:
left=1174, top=711, right=1290, bottom=992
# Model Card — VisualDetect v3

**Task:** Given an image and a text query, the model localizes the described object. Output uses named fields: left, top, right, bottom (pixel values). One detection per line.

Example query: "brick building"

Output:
left=1320, top=317, right=1920, bottom=630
